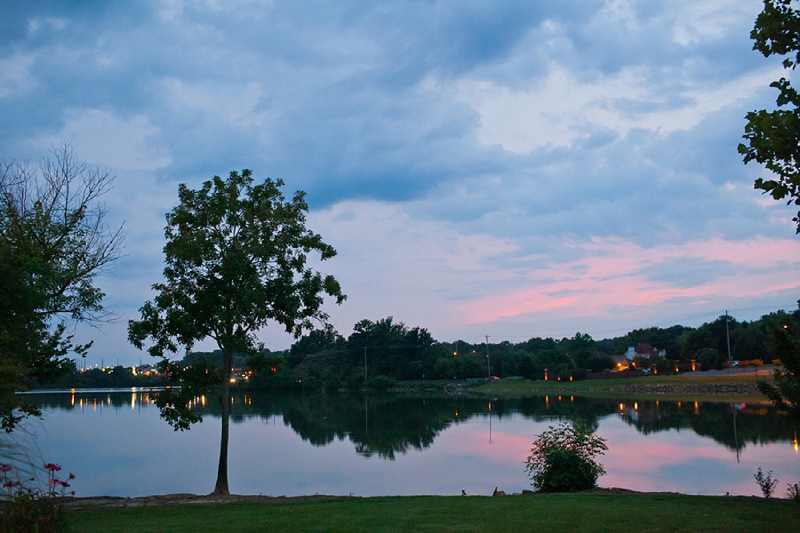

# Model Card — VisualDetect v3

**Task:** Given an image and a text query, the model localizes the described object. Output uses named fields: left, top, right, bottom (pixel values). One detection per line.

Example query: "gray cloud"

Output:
left=1, top=0, right=798, bottom=364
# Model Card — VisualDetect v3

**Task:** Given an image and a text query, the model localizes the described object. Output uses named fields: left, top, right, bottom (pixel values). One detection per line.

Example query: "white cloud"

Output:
left=0, top=52, right=38, bottom=98
left=672, top=2, right=755, bottom=46
left=452, top=63, right=781, bottom=153
left=26, top=108, right=172, bottom=172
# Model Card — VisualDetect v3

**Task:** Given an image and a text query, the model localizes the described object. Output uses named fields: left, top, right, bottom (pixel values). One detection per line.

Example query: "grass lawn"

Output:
left=470, top=372, right=770, bottom=402
left=67, top=492, right=800, bottom=533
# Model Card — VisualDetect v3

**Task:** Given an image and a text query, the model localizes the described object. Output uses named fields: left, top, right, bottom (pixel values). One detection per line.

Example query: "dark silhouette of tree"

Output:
left=128, top=170, right=344, bottom=495
left=740, top=0, right=800, bottom=232
left=0, top=144, right=122, bottom=430
left=757, top=306, right=800, bottom=421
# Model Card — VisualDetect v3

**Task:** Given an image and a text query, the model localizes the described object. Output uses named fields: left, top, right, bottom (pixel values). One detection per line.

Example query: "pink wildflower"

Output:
left=38, top=516, right=47, bottom=522
left=0, top=464, right=11, bottom=473
left=44, top=463, right=62, bottom=472
left=68, top=473, right=75, bottom=480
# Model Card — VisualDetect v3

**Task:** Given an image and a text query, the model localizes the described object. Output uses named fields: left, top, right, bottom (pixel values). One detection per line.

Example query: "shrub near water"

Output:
left=524, top=419, right=607, bottom=492
left=754, top=467, right=779, bottom=499
left=0, top=463, right=74, bottom=533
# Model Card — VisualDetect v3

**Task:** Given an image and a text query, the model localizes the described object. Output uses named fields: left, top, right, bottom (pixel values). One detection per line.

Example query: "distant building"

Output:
left=133, top=364, right=158, bottom=376
left=610, top=355, right=630, bottom=371
left=624, top=344, right=666, bottom=360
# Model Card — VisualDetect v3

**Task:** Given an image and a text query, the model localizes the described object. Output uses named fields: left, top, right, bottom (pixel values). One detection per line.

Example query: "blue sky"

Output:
left=2, top=1, right=799, bottom=367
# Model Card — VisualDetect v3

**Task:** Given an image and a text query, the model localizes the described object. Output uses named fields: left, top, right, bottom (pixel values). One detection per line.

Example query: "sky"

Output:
left=2, top=0, right=799, bottom=368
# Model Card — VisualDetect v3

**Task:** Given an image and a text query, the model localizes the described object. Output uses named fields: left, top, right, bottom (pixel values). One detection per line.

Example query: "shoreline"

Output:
left=63, top=487, right=738, bottom=510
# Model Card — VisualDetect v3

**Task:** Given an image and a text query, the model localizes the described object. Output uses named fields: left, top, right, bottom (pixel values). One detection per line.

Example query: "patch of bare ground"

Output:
left=65, top=493, right=345, bottom=510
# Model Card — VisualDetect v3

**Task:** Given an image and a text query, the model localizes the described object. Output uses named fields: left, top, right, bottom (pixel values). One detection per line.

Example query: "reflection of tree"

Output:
left=20, top=391, right=798, bottom=457
left=616, top=400, right=797, bottom=452
left=517, top=396, right=616, bottom=432
left=275, top=394, right=493, bottom=459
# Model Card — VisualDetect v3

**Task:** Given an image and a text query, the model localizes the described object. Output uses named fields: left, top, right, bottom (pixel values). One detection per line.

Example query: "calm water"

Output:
left=4, top=389, right=799, bottom=498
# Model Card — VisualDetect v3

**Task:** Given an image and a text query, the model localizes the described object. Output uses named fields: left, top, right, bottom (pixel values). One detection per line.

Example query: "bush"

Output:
left=786, top=482, right=800, bottom=503
left=0, top=463, right=74, bottom=533
left=369, top=375, right=395, bottom=392
left=524, top=420, right=607, bottom=493
left=754, top=467, right=778, bottom=498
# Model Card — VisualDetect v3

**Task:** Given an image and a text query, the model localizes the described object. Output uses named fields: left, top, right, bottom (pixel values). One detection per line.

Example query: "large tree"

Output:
left=739, top=0, right=800, bottom=232
left=739, top=0, right=800, bottom=419
left=757, top=306, right=800, bottom=421
left=0, top=144, right=122, bottom=430
left=128, top=170, right=345, bottom=495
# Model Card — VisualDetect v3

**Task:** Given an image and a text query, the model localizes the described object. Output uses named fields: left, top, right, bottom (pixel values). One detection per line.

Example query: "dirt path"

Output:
left=65, top=493, right=344, bottom=510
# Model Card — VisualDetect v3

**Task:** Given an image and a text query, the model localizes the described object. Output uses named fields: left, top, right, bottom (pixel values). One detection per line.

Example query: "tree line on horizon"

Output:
left=176, top=308, right=799, bottom=391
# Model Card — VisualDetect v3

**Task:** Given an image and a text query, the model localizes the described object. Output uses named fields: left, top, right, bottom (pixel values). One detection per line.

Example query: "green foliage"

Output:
left=199, top=306, right=794, bottom=391
left=128, top=170, right=345, bottom=361
left=754, top=467, right=779, bottom=498
left=127, top=170, right=344, bottom=494
left=369, top=375, right=395, bottom=392
left=524, top=420, right=607, bottom=493
left=740, top=0, right=800, bottom=232
left=696, top=348, right=726, bottom=371
left=757, top=306, right=800, bottom=421
left=787, top=482, right=800, bottom=503
left=0, top=144, right=121, bottom=431
left=1, top=463, right=74, bottom=533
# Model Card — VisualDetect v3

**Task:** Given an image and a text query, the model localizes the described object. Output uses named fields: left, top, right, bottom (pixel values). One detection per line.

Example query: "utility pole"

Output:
left=725, top=310, right=732, bottom=362
left=364, top=347, right=368, bottom=383
left=485, top=335, right=491, bottom=377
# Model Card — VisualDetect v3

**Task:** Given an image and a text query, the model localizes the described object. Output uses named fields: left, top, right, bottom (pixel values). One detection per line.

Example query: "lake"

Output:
left=3, top=389, right=799, bottom=498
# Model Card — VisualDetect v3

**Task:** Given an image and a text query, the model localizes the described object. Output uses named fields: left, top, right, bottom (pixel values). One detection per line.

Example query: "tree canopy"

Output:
left=128, top=169, right=345, bottom=495
left=756, top=305, right=800, bottom=421
left=740, top=0, right=800, bottom=232
left=0, top=144, right=122, bottom=431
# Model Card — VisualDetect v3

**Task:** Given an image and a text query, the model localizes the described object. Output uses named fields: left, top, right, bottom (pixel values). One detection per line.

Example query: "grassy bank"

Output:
left=68, top=492, right=800, bottom=533
left=470, top=372, right=770, bottom=402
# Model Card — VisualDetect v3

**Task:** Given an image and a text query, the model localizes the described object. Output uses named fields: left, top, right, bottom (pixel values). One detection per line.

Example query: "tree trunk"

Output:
left=212, top=348, right=232, bottom=495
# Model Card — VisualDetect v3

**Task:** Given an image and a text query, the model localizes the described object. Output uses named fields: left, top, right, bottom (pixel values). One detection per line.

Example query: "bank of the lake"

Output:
left=67, top=492, right=800, bottom=533
left=469, top=370, right=770, bottom=402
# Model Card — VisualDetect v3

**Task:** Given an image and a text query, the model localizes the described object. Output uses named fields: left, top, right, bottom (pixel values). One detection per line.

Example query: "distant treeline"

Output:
left=182, top=308, right=799, bottom=391
left=52, top=366, right=172, bottom=389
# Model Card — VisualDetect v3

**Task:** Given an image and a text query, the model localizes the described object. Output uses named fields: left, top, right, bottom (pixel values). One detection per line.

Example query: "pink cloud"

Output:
left=455, top=237, right=800, bottom=326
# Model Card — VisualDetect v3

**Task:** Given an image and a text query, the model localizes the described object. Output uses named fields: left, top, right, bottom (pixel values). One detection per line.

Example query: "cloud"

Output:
left=453, top=236, right=800, bottom=336
left=2, top=1, right=798, bottom=364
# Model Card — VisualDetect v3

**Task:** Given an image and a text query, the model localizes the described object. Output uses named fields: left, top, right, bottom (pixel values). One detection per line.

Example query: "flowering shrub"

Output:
left=0, top=463, right=74, bottom=533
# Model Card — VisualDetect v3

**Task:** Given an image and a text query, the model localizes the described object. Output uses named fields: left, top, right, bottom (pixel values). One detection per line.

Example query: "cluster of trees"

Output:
left=4, top=1, right=800, bottom=496
left=1, top=144, right=123, bottom=430
left=225, top=309, right=797, bottom=391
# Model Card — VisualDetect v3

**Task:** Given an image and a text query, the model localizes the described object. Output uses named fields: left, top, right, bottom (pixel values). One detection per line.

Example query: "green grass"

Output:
left=471, top=372, right=769, bottom=401
left=67, top=493, right=800, bottom=533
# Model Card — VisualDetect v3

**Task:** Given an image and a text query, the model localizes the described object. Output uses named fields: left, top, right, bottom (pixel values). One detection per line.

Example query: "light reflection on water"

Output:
left=5, top=390, right=799, bottom=498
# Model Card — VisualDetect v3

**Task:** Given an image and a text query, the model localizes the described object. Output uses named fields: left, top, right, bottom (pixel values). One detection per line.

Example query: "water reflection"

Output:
left=23, top=390, right=798, bottom=457
left=12, top=389, right=799, bottom=498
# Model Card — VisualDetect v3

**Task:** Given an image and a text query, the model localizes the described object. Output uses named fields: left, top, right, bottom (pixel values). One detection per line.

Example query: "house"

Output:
left=624, top=344, right=667, bottom=360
